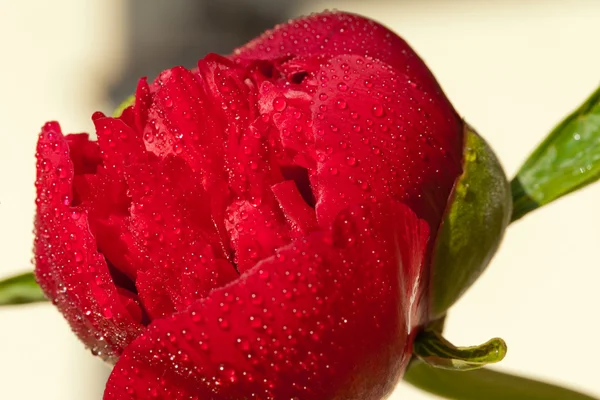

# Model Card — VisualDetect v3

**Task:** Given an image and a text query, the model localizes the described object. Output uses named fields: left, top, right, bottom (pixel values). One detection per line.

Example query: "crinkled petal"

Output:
left=144, top=65, right=234, bottom=257
left=126, top=155, right=238, bottom=319
left=104, top=201, right=429, bottom=400
left=72, top=115, right=151, bottom=280
left=94, top=113, right=148, bottom=177
left=34, top=122, right=143, bottom=361
left=225, top=198, right=288, bottom=273
left=65, top=133, right=101, bottom=175
left=225, top=119, right=293, bottom=273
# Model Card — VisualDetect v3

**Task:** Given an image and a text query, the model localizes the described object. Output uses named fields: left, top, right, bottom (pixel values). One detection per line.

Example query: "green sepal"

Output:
left=404, top=361, right=599, bottom=400
left=0, top=272, right=46, bottom=306
left=112, top=94, right=135, bottom=117
left=430, top=124, right=512, bottom=318
left=512, top=85, right=600, bottom=222
left=413, top=329, right=506, bottom=371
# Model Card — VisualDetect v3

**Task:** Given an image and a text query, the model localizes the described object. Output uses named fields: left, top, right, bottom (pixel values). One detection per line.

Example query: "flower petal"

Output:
left=34, top=122, right=143, bottom=361
left=225, top=118, right=293, bottom=273
left=125, top=154, right=239, bottom=319
left=73, top=115, right=151, bottom=281
left=232, top=11, right=447, bottom=99
left=104, top=201, right=429, bottom=399
left=308, top=54, right=463, bottom=231
left=271, top=180, right=318, bottom=235
left=65, top=133, right=101, bottom=175
left=143, top=65, right=234, bottom=258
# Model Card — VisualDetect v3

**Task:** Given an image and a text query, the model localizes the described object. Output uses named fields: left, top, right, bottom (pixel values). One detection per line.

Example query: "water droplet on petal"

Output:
left=335, top=99, right=347, bottom=110
left=372, top=104, right=385, bottom=117
left=273, top=96, right=287, bottom=112
left=102, top=306, right=113, bottom=319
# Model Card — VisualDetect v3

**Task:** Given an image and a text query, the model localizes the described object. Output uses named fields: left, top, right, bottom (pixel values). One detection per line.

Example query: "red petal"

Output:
left=257, top=79, right=317, bottom=170
left=94, top=113, right=147, bottom=178
left=307, top=55, right=463, bottom=231
left=126, top=155, right=238, bottom=319
left=34, top=122, right=143, bottom=361
left=225, top=118, right=293, bottom=273
left=225, top=198, right=288, bottom=273
left=72, top=116, right=150, bottom=280
left=104, top=201, right=429, bottom=400
left=232, top=11, right=446, bottom=99
left=271, top=180, right=318, bottom=235
left=144, top=65, right=233, bottom=257
left=134, top=77, right=152, bottom=133
left=65, top=133, right=101, bottom=175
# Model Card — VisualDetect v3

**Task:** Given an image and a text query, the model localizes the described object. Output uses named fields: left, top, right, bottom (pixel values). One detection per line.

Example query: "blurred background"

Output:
left=1, top=0, right=599, bottom=398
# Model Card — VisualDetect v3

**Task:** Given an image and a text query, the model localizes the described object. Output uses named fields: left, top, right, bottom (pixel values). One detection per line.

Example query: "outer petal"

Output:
left=34, top=122, right=143, bottom=361
left=104, top=201, right=429, bottom=400
left=310, top=54, right=463, bottom=230
left=74, top=113, right=151, bottom=281
left=232, top=11, right=448, bottom=102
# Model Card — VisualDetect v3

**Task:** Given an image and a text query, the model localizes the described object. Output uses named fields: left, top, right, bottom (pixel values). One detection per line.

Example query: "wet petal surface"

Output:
left=35, top=122, right=144, bottom=361
left=104, top=202, right=430, bottom=400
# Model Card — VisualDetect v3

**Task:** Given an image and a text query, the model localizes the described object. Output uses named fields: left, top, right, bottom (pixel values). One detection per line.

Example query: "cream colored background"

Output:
left=1, top=0, right=599, bottom=398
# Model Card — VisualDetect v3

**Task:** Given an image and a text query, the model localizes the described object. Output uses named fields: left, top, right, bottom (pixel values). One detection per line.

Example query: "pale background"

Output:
left=1, top=0, right=599, bottom=399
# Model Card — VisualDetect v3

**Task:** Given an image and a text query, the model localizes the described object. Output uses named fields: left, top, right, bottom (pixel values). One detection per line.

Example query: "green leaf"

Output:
left=404, top=361, right=599, bottom=400
left=512, top=85, right=600, bottom=222
left=430, top=125, right=511, bottom=318
left=0, top=272, right=46, bottom=306
left=412, top=329, right=506, bottom=371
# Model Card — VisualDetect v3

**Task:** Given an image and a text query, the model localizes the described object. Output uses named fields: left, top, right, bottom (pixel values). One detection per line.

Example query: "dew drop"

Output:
left=372, top=104, right=385, bottom=117
left=236, top=337, right=251, bottom=352
left=101, top=306, right=113, bottom=319
left=273, top=96, right=287, bottom=112
left=335, top=99, right=347, bottom=110
left=218, top=318, right=230, bottom=330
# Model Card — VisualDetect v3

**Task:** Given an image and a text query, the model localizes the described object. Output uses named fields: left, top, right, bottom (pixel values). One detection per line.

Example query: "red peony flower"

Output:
left=34, top=11, right=476, bottom=400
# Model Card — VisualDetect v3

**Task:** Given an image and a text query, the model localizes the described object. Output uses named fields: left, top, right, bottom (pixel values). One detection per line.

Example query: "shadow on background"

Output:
left=110, top=0, right=298, bottom=104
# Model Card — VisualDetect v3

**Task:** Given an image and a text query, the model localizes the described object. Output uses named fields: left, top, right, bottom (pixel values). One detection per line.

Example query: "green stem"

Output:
left=404, top=361, right=599, bottom=400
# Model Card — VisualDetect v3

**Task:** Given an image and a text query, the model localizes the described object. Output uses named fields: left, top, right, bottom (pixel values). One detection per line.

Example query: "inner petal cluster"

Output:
left=63, top=41, right=461, bottom=328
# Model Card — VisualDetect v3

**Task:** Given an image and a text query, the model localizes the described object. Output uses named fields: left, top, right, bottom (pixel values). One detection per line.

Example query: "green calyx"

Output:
left=430, top=124, right=512, bottom=319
